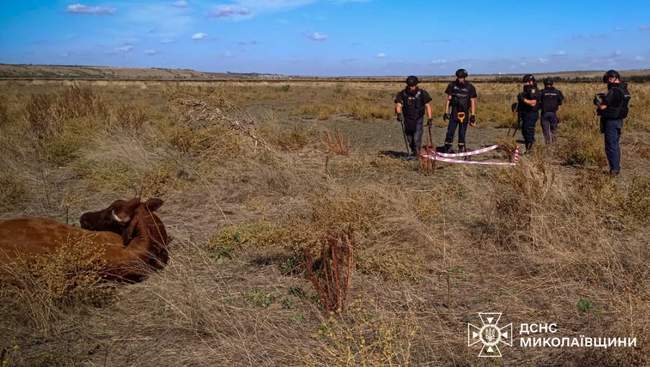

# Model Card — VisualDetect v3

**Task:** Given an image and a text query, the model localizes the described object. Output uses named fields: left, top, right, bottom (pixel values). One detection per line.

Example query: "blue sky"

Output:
left=1, top=0, right=649, bottom=76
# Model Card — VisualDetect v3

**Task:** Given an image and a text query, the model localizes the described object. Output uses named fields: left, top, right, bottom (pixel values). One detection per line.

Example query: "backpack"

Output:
left=602, top=83, right=631, bottom=120
left=614, top=83, right=631, bottom=119
left=402, top=89, right=424, bottom=116
left=450, top=83, right=471, bottom=113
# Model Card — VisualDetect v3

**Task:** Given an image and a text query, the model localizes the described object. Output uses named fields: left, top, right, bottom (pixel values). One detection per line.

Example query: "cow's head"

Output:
left=80, top=198, right=142, bottom=234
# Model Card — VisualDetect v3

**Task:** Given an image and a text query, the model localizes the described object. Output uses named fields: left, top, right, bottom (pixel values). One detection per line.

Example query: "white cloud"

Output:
left=635, top=55, right=645, bottom=61
left=173, top=0, right=188, bottom=7
left=538, top=57, right=549, bottom=64
left=552, top=50, right=567, bottom=56
left=161, top=38, right=175, bottom=44
left=192, top=32, right=208, bottom=40
left=210, top=0, right=358, bottom=20
left=113, top=45, right=134, bottom=53
left=212, top=5, right=252, bottom=18
left=431, top=59, right=447, bottom=64
left=144, top=49, right=159, bottom=55
left=66, top=3, right=115, bottom=15
left=376, top=52, right=386, bottom=58
left=307, top=32, right=327, bottom=41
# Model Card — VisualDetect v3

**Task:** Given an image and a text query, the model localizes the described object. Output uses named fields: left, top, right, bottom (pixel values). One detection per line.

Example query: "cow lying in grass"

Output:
left=0, top=198, right=169, bottom=282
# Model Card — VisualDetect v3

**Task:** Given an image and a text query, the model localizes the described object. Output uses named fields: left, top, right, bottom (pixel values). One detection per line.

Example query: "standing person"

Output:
left=594, top=70, right=631, bottom=176
left=539, top=78, right=565, bottom=144
left=395, top=76, right=433, bottom=158
left=517, top=74, right=540, bottom=153
left=440, top=69, right=478, bottom=153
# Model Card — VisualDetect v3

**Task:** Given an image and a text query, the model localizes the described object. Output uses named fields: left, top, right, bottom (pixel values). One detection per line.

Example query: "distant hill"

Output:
left=1, top=63, right=649, bottom=82
left=0, top=64, right=284, bottom=80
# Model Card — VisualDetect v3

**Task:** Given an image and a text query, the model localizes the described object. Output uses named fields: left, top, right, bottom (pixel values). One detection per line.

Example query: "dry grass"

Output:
left=1, top=79, right=649, bottom=366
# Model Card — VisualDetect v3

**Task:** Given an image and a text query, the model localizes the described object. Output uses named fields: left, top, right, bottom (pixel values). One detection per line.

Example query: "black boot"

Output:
left=458, top=144, right=468, bottom=160
left=437, top=143, right=453, bottom=153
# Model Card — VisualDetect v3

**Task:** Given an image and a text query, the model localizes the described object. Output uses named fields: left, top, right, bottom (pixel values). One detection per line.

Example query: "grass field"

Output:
left=1, top=79, right=649, bottom=366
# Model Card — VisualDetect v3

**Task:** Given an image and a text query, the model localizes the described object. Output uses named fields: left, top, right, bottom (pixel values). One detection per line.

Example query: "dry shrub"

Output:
left=25, top=86, right=106, bottom=138
left=40, top=127, right=87, bottom=165
left=0, top=174, right=27, bottom=212
left=556, top=123, right=606, bottom=167
left=271, top=126, right=311, bottom=151
left=310, top=187, right=390, bottom=235
left=208, top=221, right=310, bottom=256
left=167, top=125, right=242, bottom=157
left=309, top=303, right=419, bottom=366
left=304, top=229, right=354, bottom=312
left=0, top=234, right=113, bottom=335
left=321, top=129, right=350, bottom=156
left=625, top=175, right=650, bottom=223
left=25, top=94, right=56, bottom=137
left=296, top=104, right=337, bottom=120
left=348, top=104, right=393, bottom=121
left=486, top=160, right=578, bottom=249
left=484, top=159, right=648, bottom=287
left=113, top=104, right=148, bottom=131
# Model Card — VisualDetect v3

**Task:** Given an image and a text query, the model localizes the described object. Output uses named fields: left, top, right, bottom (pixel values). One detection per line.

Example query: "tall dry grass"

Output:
left=0, top=80, right=649, bottom=366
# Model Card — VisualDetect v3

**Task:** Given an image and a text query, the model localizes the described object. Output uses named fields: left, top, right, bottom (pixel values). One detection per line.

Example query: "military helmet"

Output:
left=522, top=74, right=536, bottom=83
left=603, top=69, right=620, bottom=83
left=543, top=77, right=554, bottom=86
left=455, top=68, right=468, bottom=78
left=406, top=75, right=419, bottom=86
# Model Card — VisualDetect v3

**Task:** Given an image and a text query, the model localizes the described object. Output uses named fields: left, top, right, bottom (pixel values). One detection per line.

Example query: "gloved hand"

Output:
left=469, top=114, right=476, bottom=126
left=443, top=113, right=450, bottom=122
left=426, top=118, right=433, bottom=127
left=396, top=113, right=403, bottom=122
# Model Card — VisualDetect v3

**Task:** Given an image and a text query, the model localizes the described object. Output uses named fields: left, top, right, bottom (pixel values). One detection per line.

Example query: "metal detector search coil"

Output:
left=457, top=112, right=466, bottom=123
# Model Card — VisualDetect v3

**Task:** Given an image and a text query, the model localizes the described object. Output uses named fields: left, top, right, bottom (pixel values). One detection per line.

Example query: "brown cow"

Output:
left=0, top=198, right=169, bottom=282
left=80, top=198, right=141, bottom=245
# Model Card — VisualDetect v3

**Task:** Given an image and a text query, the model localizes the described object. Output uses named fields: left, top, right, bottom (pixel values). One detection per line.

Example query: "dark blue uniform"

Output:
left=599, top=82, right=631, bottom=174
left=539, top=87, right=564, bottom=144
left=395, top=88, right=432, bottom=155
left=444, top=81, right=477, bottom=151
left=517, top=85, right=540, bottom=151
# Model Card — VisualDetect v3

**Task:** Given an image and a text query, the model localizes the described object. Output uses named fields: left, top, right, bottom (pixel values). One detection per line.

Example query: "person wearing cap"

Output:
left=395, top=76, right=433, bottom=157
left=539, top=78, right=565, bottom=144
left=517, top=74, right=540, bottom=152
left=594, top=69, right=631, bottom=176
left=440, top=68, right=478, bottom=153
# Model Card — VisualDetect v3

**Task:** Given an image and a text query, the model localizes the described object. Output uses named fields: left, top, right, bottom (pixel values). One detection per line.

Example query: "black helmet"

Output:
left=406, top=75, right=419, bottom=86
left=455, top=68, right=468, bottom=78
left=543, top=77, right=554, bottom=86
left=522, top=74, right=536, bottom=83
left=603, top=69, right=620, bottom=83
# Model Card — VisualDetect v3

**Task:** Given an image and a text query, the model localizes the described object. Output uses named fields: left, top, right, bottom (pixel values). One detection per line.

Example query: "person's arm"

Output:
left=395, top=102, right=403, bottom=115
left=425, top=103, right=432, bottom=119
left=523, top=97, right=537, bottom=106
left=470, top=97, right=477, bottom=115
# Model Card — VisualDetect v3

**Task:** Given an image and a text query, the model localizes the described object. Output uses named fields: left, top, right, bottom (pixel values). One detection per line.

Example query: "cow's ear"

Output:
left=145, top=198, right=164, bottom=212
